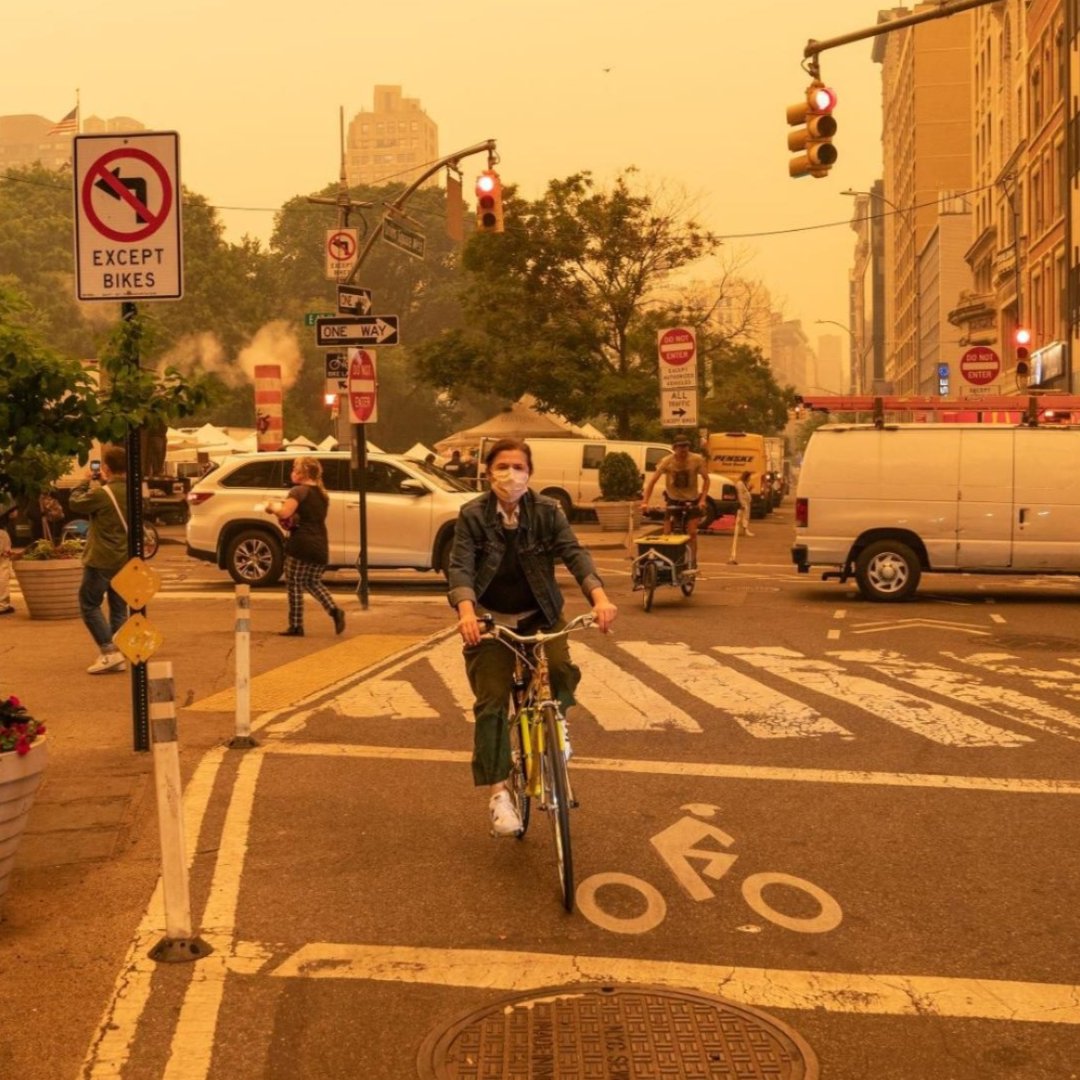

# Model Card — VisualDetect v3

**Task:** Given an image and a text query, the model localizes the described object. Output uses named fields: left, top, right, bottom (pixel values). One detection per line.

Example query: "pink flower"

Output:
left=8, top=696, right=20, bottom=708
left=15, top=738, right=30, bottom=755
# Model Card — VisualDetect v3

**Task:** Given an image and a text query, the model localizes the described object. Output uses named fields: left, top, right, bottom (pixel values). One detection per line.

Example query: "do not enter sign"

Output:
left=658, top=327, right=696, bottom=365
left=348, top=348, right=378, bottom=424
left=959, top=346, right=1001, bottom=386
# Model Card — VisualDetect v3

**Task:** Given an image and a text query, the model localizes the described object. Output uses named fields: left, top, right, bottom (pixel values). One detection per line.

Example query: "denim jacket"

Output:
left=448, top=490, right=604, bottom=626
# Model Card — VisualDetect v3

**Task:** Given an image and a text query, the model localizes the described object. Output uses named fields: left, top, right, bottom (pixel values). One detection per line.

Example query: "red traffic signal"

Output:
left=787, top=82, right=838, bottom=179
left=1014, top=326, right=1032, bottom=361
left=475, top=169, right=504, bottom=233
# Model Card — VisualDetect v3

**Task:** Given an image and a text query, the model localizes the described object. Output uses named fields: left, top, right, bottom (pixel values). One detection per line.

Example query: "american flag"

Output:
left=48, top=107, right=77, bottom=136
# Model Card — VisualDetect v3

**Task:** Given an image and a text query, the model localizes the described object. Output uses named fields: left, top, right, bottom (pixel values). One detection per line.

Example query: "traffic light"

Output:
left=475, top=169, right=504, bottom=233
left=787, top=82, right=838, bottom=179
left=1014, top=326, right=1032, bottom=361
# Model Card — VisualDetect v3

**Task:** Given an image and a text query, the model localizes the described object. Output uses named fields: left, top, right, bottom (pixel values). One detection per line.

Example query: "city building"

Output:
left=873, top=4, right=973, bottom=394
left=345, top=86, right=438, bottom=189
left=1069, top=0, right=1080, bottom=391
left=0, top=113, right=146, bottom=173
left=769, top=315, right=816, bottom=392
left=847, top=185, right=887, bottom=394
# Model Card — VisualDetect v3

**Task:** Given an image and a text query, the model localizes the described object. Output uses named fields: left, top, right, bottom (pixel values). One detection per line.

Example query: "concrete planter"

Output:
left=593, top=501, right=640, bottom=532
left=12, top=559, right=82, bottom=620
left=0, top=737, right=47, bottom=916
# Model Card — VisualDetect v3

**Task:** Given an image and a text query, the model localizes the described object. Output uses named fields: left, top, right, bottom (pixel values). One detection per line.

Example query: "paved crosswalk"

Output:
left=311, top=636, right=1080, bottom=750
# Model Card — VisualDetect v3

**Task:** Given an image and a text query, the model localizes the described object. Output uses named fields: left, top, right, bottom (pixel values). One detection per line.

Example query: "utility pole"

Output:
left=309, top=108, right=375, bottom=607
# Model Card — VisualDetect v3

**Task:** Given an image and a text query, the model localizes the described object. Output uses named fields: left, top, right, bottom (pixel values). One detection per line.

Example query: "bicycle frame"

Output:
left=481, top=613, right=594, bottom=911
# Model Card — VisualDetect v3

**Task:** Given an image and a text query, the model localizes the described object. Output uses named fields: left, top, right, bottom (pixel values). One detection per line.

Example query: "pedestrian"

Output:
left=265, top=455, right=346, bottom=637
left=0, top=498, right=14, bottom=616
left=448, top=437, right=618, bottom=837
left=68, top=445, right=130, bottom=674
left=443, top=449, right=465, bottom=479
left=735, top=470, right=755, bottom=537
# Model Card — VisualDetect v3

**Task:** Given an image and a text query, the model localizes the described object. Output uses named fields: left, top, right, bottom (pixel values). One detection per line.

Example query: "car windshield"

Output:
left=407, top=458, right=476, bottom=493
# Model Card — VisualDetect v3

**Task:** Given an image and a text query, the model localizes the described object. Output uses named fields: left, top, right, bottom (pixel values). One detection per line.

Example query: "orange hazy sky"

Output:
left=7, top=0, right=900, bottom=381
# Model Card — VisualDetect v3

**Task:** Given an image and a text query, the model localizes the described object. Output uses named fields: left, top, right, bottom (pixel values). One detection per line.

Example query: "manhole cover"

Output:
left=417, top=983, right=818, bottom=1079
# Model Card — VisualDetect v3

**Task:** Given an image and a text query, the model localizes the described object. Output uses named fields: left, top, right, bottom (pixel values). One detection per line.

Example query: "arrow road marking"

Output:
left=852, top=618, right=990, bottom=636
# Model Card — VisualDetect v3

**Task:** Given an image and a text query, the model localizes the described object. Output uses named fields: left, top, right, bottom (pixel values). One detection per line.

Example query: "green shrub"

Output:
left=597, top=451, right=641, bottom=500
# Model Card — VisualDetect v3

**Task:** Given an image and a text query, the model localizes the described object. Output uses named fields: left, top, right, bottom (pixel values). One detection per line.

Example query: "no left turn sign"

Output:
left=73, top=132, right=183, bottom=301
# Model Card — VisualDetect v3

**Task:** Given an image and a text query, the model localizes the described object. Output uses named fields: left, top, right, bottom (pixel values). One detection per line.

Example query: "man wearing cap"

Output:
left=640, top=434, right=711, bottom=559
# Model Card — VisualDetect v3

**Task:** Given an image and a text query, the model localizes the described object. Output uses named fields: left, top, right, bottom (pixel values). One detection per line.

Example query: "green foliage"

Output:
left=0, top=283, right=100, bottom=502
left=699, top=342, right=795, bottom=435
left=413, top=170, right=721, bottom=438
left=597, top=451, right=641, bottom=500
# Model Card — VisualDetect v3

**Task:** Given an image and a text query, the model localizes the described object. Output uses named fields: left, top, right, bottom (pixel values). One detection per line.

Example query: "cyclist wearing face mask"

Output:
left=449, top=437, right=618, bottom=836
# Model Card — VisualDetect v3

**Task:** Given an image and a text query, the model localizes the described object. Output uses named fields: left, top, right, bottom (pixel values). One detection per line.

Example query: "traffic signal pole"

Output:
left=801, top=0, right=1002, bottom=77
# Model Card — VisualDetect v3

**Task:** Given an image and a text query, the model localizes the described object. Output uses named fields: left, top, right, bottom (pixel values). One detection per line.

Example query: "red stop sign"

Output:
left=348, top=349, right=377, bottom=422
left=959, top=346, right=1000, bottom=385
left=658, top=327, right=696, bottom=365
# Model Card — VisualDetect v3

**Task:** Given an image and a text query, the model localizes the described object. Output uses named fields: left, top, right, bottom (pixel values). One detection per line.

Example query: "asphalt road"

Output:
left=5, top=506, right=1080, bottom=1079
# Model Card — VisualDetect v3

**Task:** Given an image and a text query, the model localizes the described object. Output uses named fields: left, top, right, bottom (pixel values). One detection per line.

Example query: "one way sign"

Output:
left=314, top=315, right=399, bottom=347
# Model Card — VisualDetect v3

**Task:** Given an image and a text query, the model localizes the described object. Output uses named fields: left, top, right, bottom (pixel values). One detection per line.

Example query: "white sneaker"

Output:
left=87, top=651, right=126, bottom=674
left=562, top=725, right=573, bottom=761
left=744, top=531, right=755, bottom=537
left=489, top=791, right=522, bottom=837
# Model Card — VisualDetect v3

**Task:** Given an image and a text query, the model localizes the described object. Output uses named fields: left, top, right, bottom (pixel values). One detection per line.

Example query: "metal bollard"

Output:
left=147, top=660, right=210, bottom=963
left=728, top=515, right=740, bottom=565
left=229, top=584, right=257, bottom=749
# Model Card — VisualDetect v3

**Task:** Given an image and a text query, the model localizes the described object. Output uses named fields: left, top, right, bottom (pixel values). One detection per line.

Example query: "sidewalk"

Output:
left=0, top=524, right=631, bottom=1079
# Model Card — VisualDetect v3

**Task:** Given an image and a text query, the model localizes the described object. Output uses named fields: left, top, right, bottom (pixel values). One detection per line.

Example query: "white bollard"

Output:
left=229, top=584, right=257, bottom=749
left=147, top=660, right=210, bottom=963
left=728, top=515, right=740, bottom=564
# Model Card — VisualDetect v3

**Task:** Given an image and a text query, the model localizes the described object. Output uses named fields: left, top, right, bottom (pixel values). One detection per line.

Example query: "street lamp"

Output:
left=814, top=319, right=857, bottom=395
left=842, top=188, right=921, bottom=395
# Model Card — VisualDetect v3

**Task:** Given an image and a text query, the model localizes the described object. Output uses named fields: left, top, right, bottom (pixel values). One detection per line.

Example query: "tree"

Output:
left=413, top=169, right=721, bottom=438
left=699, top=342, right=795, bottom=435
left=0, top=281, right=214, bottom=515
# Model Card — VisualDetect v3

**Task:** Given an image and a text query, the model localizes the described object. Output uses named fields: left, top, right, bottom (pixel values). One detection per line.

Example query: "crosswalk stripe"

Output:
left=948, top=652, right=1080, bottom=698
left=576, top=644, right=701, bottom=733
left=714, top=646, right=1025, bottom=747
left=428, top=636, right=479, bottom=724
left=832, top=649, right=1080, bottom=743
left=616, top=641, right=847, bottom=739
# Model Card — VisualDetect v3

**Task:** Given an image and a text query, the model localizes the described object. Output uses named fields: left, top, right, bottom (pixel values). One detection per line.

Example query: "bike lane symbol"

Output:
left=576, top=804, right=843, bottom=936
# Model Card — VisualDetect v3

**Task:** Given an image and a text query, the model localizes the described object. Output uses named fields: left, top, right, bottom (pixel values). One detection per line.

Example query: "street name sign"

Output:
left=383, top=218, right=426, bottom=260
left=326, top=228, right=359, bottom=280
left=73, top=131, right=183, bottom=301
left=347, top=348, right=378, bottom=424
left=304, top=311, right=334, bottom=326
left=337, top=284, right=372, bottom=316
left=325, top=351, right=348, bottom=395
left=959, top=346, right=1000, bottom=386
left=314, top=315, right=400, bottom=347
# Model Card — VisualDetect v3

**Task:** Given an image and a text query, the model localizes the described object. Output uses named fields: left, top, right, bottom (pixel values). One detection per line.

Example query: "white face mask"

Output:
left=490, top=464, right=530, bottom=503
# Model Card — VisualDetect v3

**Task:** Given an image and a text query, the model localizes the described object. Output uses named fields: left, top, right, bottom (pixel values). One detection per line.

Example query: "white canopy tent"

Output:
left=435, top=396, right=606, bottom=454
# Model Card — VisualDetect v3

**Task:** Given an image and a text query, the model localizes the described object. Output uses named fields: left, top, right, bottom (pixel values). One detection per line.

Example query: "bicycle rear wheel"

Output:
left=540, top=704, right=574, bottom=912
left=641, top=561, right=658, bottom=612
left=508, top=713, right=531, bottom=838
left=142, top=522, right=159, bottom=559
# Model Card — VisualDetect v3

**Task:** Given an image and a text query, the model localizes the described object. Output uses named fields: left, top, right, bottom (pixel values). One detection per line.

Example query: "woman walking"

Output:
left=265, top=456, right=346, bottom=637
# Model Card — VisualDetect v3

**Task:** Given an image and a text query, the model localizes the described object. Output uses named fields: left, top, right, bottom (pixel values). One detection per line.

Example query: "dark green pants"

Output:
left=464, top=617, right=581, bottom=786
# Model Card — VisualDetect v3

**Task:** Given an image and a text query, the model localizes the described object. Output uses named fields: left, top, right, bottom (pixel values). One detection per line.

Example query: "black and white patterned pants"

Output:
left=284, top=556, right=336, bottom=629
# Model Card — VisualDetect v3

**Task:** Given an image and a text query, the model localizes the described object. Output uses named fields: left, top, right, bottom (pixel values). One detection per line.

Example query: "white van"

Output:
left=792, top=423, right=1080, bottom=601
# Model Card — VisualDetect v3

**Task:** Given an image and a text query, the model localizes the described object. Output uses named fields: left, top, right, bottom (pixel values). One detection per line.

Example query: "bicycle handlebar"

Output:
left=479, top=612, right=596, bottom=645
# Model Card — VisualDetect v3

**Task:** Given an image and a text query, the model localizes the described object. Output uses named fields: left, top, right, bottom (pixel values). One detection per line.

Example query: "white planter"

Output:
left=12, top=559, right=82, bottom=620
left=594, top=501, right=640, bottom=532
left=0, top=737, right=47, bottom=915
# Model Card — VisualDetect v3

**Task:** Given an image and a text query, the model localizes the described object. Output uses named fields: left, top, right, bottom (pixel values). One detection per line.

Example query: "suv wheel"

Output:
left=226, top=528, right=284, bottom=586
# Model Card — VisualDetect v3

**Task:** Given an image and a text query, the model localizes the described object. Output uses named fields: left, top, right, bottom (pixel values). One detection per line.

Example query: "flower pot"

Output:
left=12, top=559, right=83, bottom=620
left=594, top=501, right=640, bottom=532
left=0, top=736, right=47, bottom=915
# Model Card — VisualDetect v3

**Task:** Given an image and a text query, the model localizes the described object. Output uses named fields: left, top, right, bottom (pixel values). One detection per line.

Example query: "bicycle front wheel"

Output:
left=540, top=704, right=574, bottom=912
left=641, top=560, right=658, bottom=612
left=508, top=713, right=531, bottom=838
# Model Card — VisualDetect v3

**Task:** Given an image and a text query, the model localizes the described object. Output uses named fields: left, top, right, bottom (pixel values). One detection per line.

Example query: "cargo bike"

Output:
left=630, top=498, right=700, bottom=611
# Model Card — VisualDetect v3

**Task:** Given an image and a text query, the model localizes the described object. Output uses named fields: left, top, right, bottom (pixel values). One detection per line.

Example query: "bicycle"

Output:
left=631, top=498, right=701, bottom=611
left=61, top=518, right=159, bottom=559
left=481, top=611, right=596, bottom=913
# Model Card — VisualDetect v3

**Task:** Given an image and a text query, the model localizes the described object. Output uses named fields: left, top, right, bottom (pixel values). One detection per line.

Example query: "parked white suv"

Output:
left=185, top=450, right=475, bottom=586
